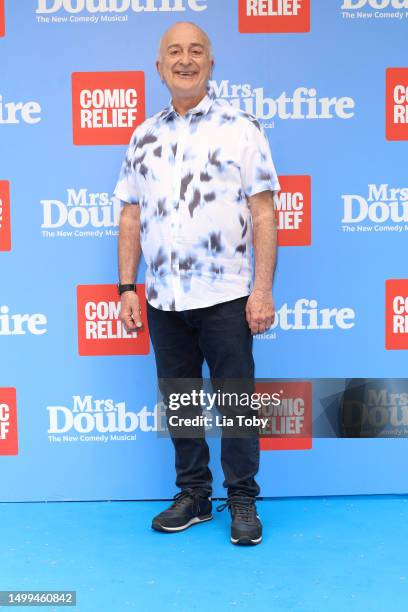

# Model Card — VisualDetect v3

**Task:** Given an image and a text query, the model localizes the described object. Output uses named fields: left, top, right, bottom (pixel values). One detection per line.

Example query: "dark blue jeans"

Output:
left=147, top=295, right=260, bottom=499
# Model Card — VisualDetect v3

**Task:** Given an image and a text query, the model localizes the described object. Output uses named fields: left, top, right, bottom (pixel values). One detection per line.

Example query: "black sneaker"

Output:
left=217, top=496, right=262, bottom=545
left=151, top=488, right=212, bottom=533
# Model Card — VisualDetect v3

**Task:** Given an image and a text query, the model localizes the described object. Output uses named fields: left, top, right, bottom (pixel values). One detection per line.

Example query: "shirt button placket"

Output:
left=170, top=117, right=189, bottom=310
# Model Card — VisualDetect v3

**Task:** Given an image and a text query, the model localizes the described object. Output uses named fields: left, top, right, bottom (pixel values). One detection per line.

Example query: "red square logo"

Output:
left=386, top=68, right=408, bottom=141
left=275, top=175, right=311, bottom=246
left=385, top=279, right=408, bottom=350
left=257, top=381, right=312, bottom=451
left=0, top=388, right=18, bottom=456
left=77, top=284, right=150, bottom=356
left=72, top=71, right=146, bottom=145
left=0, top=0, right=5, bottom=38
left=239, top=0, right=310, bottom=33
left=0, top=180, right=11, bottom=251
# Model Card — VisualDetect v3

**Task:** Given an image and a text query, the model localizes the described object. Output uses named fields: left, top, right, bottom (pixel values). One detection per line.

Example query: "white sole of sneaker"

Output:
left=152, top=514, right=213, bottom=533
left=231, top=535, right=262, bottom=545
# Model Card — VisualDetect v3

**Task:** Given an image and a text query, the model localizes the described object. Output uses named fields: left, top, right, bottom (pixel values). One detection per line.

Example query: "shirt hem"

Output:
left=147, top=291, right=251, bottom=312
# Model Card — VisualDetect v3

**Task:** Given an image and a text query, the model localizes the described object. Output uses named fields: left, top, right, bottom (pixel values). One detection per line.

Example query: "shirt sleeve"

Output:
left=112, top=129, right=141, bottom=205
left=239, top=118, right=280, bottom=198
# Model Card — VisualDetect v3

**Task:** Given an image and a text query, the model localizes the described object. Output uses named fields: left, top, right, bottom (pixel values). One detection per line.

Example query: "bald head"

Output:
left=157, top=21, right=214, bottom=61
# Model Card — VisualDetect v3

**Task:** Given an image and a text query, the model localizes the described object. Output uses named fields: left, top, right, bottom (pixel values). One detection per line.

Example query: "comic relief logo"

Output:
left=0, top=180, right=11, bottom=251
left=256, top=299, right=355, bottom=340
left=275, top=175, right=311, bottom=246
left=0, top=95, right=41, bottom=125
left=47, top=395, right=160, bottom=443
left=386, top=279, right=408, bottom=349
left=40, top=188, right=122, bottom=238
left=0, top=0, right=5, bottom=37
left=0, top=306, right=47, bottom=336
left=257, top=382, right=312, bottom=450
left=386, top=68, right=408, bottom=141
left=77, top=284, right=149, bottom=355
left=341, top=0, right=408, bottom=20
left=341, top=183, right=408, bottom=233
left=72, top=71, right=145, bottom=145
left=239, top=0, right=310, bottom=33
left=0, top=388, right=18, bottom=455
left=210, top=80, right=355, bottom=128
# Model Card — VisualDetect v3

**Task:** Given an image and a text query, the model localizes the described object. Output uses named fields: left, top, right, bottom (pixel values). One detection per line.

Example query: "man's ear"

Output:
left=156, top=60, right=163, bottom=81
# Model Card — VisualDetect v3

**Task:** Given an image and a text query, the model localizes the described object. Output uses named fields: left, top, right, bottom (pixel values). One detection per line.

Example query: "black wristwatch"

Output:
left=117, top=283, right=137, bottom=296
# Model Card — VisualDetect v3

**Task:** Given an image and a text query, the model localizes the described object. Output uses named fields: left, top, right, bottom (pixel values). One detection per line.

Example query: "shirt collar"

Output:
left=160, top=85, right=216, bottom=121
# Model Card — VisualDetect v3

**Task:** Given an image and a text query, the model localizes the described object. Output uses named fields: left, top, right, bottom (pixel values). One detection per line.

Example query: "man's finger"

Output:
left=250, top=320, right=260, bottom=334
left=132, top=307, right=143, bottom=328
left=121, top=308, right=142, bottom=331
left=245, top=305, right=253, bottom=326
left=122, top=314, right=137, bottom=332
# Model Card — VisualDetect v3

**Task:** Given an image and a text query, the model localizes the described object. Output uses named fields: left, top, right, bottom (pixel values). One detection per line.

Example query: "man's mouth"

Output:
left=174, top=71, right=198, bottom=78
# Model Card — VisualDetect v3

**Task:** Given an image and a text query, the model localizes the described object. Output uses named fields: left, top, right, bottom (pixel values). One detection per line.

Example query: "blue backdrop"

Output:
left=1, top=0, right=408, bottom=501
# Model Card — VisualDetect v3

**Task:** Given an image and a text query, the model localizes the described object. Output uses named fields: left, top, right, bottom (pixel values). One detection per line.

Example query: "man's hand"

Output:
left=245, top=289, right=275, bottom=335
left=120, top=291, right=143, bottom=332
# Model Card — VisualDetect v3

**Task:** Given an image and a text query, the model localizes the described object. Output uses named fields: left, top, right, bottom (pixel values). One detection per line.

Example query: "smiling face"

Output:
left=156, top=22, right=214, bottom=103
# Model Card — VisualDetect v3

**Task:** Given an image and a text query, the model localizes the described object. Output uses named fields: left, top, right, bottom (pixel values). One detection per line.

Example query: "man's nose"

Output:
left=179, top=51, right=193, bottom=65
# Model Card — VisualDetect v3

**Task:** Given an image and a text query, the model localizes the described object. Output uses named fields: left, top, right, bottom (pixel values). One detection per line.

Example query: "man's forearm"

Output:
left=118, top=204, right=142, bottom=283
left=251, top=191, right=278, bottom=293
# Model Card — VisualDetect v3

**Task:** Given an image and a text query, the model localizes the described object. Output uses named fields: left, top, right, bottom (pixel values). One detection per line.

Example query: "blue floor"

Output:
left=1, top=495, right=408, bottom=611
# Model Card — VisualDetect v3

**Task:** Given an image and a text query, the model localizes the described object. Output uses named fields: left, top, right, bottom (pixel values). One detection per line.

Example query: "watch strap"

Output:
left=118, top=283, right=137, bottom=296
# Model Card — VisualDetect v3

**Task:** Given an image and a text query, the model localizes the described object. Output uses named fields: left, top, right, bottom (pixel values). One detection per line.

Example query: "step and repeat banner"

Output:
left=1, top=0, right=408, bottom=501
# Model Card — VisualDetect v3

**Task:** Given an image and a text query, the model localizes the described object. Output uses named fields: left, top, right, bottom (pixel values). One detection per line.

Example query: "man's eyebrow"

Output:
left=166, top=42, right=205, bottom=50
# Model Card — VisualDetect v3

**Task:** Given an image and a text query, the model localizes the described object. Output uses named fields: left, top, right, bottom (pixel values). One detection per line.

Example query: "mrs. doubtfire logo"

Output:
left=40, top=188, right=122, bottom=238
left=239, top=0, right=310, bottom=32
left=36, top=0, right=207, bottom=22
left=77, top=284, right=149, bottom=355
left=341, top=0, right=408, bottom=20
left=256, top=298, right=355, bottom=341
left=47, top=395, right=160, bottom=443
left=0, top=95, right=41, bottom=125
left=210, top=80, right=355, bottom=127
left=341, top=183, right=408, bottom=232
left=72, top=71, right=145, bottom=145
left=342, top=383, right=408, bottom=437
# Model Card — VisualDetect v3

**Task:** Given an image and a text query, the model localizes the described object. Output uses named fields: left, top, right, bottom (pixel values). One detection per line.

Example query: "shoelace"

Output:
left=216, top=497, right=257, bottom=523
left=170, top=489, right=203, bottom=514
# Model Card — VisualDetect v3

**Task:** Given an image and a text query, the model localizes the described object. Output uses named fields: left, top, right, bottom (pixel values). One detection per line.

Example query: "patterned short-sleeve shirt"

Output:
left=113, top=86, right=280, bottom=311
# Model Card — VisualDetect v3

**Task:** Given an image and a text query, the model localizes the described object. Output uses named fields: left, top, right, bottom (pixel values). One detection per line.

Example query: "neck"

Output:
left=171, top=89, right=207, bottom=117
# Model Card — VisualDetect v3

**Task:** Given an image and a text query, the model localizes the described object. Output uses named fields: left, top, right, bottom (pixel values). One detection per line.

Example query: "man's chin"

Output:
left=171, top=84, right=202, bottom=98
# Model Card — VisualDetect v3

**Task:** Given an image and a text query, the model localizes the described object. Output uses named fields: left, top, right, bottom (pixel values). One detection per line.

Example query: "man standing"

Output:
left=114, top=21, right=280, bottom=545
